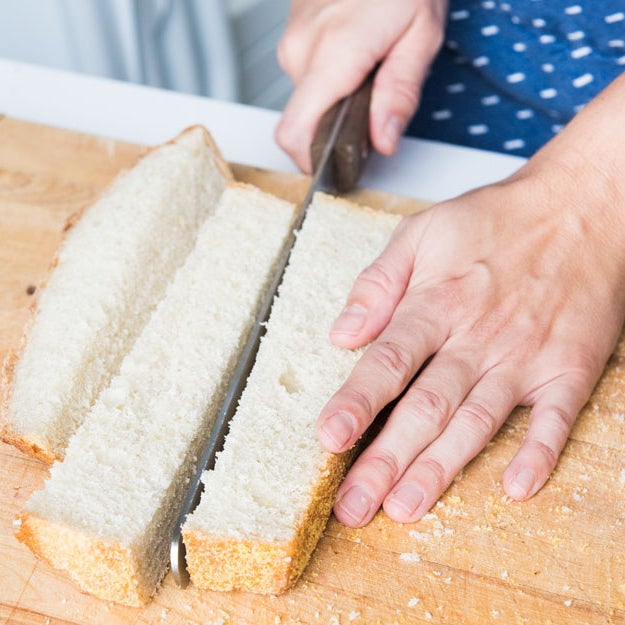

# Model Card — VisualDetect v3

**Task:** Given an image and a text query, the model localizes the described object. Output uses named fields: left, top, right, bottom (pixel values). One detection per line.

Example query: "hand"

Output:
left=316, top=138, right=625, bottom=527
left=275, top=0, right=448, bottom=172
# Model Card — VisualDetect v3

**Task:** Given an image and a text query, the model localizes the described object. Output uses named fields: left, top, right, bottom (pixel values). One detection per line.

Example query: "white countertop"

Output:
left=0, top=59, right=525, bottom=203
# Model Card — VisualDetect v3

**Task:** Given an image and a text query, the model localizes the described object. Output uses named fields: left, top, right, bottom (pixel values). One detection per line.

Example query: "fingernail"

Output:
left=336, top=485, right=374, bottom=526
left=507, top=467, right=536, bottom=500
left=385, top=482, right=424, bottom=519
left=383, top=116, right=404, bottom=153
left=319, top=411, right=356, bottom=450
left=331, top=304, right=367, bottom=336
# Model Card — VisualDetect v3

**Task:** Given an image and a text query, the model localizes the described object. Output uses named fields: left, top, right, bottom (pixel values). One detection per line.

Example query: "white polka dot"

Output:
left=513, top=42, right=527, bottom=52
left=605, top=12, right=625, bottom=24
left=468, top=124, right=489, bottom=135
left=572, top=73, right=594, bottom=88
left=511, top=15, right=521, bottom=24
left=573, top=103, right=586, bottom=113
left=481, top=25, right=500, bottom=36
left=564, top=5, right=582, bottom=15
left=432, top=109, right=452, bottom=121
left=481, top=94, right=500, bottom=106
left=482, top=1, right=496, bottom=8
left=450, top=9, right=470, bottom=20
left=532, top=18, right=546, bottom=27
left=567, top=30, right=585, bottom=41
left=454, top=55, right=469, bottom=65
left=472, top=57, right=489, bottom=69
left=540, top=88, right=558, bottom=99
left=540, top=34, right=556, bottom=44
left=541, top=63, right=555, bottom=72
left=504, top=139, right=526, bottom=151
left=446, top=82, right=466, bottom=94
left=571, top=46, right=592, bottom=59
left=551, top=124, right=564, bottom=134
left=500, top=3, right=511, bottom=11
left=507, top=72, right=526, bottom=83
left=616, top=55, right=625, bottom=65
left=516, top=109, right=534, bottom=120
left=609, top=39, right=625, bottom=47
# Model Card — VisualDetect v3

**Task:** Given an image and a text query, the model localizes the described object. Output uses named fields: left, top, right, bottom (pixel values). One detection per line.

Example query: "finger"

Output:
left=275, top=58, right=374, bottom=172
left=330, top=214, right=429, bottom=349
left=503, top=373, right=593, bottom=501
left=382, top=367, right=520, bottom=524
left=370, top=15, right=445, bottom=155
left=332, top=347, right=480, bottom=528
left=318, top=293, right=448, bottom=455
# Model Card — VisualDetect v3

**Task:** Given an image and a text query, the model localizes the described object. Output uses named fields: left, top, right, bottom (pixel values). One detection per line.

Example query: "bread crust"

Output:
left=183, top=449, right=352, bottom=594
left=16, top=511, right=153, bottom=607
left=1, top=126, right=231, bottom=463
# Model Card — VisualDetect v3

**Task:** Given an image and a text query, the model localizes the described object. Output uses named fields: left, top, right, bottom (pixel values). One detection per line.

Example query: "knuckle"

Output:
left=456, top=400, right=500, bottom=439
left=364, top=450, right=401, bottom=485
left=524, top=438, right=559, bottom=471
left=276, top=32, right=299, bottom=75
left=402, top=387, right=450, bottom=433
left=341, top=387, right=376, bottom=423
left=357, top=260, right=395, bottom=295
left=369, top=340, right=414, bottom=384
left=420, top=456, right=447, bottom=491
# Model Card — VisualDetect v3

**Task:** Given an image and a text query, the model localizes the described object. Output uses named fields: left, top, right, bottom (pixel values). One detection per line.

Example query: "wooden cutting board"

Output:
left=1, top=116, right=624, bottom=625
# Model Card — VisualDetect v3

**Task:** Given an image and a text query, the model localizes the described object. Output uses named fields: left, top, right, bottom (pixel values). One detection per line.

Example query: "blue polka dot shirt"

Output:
left=406, top=1, right=625, bottom=156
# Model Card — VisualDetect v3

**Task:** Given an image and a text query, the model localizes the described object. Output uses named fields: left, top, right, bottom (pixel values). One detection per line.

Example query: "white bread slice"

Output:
left=1, top=127, right=233, bottom=462
left=15, top=185, right=295, bottom=606
left=183, top=193, right=401, bottom=594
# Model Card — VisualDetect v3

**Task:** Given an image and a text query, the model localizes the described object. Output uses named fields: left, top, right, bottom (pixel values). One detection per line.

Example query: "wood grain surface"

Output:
left=0, top=117, right=624, bottom=625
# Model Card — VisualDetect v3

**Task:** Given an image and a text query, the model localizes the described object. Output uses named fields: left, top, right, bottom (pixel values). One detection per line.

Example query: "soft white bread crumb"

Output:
left=2, top=127, right=232, bottom=462
left=16, top=185, right=295, bottom=606
left=183, top=192, right=401, bottom=594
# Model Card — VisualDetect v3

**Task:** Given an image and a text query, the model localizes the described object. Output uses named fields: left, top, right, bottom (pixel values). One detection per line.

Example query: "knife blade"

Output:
left=170, top=78, right=373, bottom=587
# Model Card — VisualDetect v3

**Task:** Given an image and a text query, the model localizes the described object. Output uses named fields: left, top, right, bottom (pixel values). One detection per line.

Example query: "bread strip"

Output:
left=16, top=185, right=295, bottom=606
left=1, top=127, right=232, bottom=462
left=183, top=193, right=401, bottom=594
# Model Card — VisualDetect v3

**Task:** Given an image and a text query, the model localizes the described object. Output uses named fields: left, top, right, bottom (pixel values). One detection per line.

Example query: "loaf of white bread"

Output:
left=16, top=182, right=296, bottom=606
left=9, top=127, right=403, bottom=605
left=1, top=127, right=232, bottom=462
left=183, top=194, right=400, bottom=594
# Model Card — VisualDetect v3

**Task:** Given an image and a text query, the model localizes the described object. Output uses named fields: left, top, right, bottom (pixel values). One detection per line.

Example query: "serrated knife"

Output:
left=170, top=73, right=374, bottom=587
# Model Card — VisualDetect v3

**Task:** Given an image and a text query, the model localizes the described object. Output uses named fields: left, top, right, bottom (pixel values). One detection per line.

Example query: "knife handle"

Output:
left=310, top=70, right=375, bottom=193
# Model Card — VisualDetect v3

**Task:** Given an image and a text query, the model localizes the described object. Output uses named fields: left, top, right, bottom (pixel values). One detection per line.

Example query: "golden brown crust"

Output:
left=16, top=512, right=151, bottom=607
left=183, top=449, right=351, bottom=594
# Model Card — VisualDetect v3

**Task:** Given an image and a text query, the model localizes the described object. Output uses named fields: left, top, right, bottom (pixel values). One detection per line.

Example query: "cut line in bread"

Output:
left=183, top=193, right=401, bottom=594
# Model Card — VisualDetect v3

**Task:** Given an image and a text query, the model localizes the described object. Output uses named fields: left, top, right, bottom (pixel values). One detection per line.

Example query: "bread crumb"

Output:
left=12, top=518, right=22, bottom=529
left=425, top=611, right=433, bottom=620
left=348, top=611, right=360, bottom=621
left=274, top=616, right=282, bottom=624
left=160, top=608, right=169, bottom=620
left=501, top=570, right=509, bottom=580
left=329, top=617, right=339, bottom=625
left=399, top=552, right=421, bottom=562
left=564, top=599, right=572, bottom=607
left=408, top=598, right=420, bottom=607
left=491, top=610, right=499, bottom=617
left=432, top=571, right=441, bottom=577
left=184, top=604, right=192, bottom=611
left=561, top=506, right=572, bottom=514
left=409, top=531, right=431, bottom=541
left=423, top=512, right=438, bottom=521
left=436, top=501, right=445, bottom=508
left=45, top=618, right=51, bottom=625
left=443, top=577, right=452, bottom=584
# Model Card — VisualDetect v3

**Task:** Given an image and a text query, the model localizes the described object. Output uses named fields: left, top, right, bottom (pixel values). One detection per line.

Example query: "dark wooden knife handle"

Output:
left=310, top=71, right=375, bottom=192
